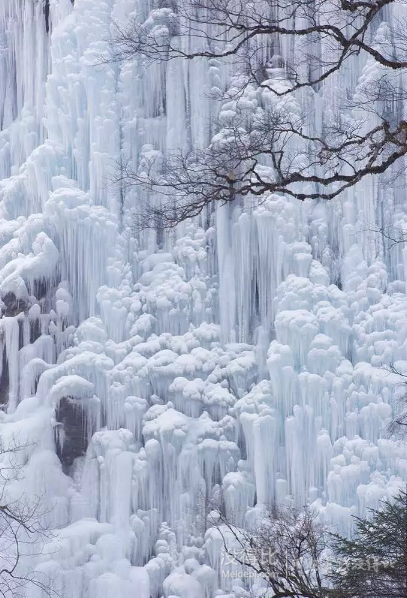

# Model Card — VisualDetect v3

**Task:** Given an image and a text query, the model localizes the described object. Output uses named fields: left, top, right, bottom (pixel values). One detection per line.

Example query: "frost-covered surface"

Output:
left=0, top=0, right=407, bottom=596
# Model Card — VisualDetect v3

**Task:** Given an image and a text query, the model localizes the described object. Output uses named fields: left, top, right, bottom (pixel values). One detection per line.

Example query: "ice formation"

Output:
left=0, top=0, right=407, bottom=596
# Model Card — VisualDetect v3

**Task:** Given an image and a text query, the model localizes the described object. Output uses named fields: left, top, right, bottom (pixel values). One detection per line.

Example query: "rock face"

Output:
left=44, top=0, right=50, bottom=32
left=0, top=1, right=406, bottom=598
left=55, top=397, right=87, bottom=472
left=1, top=293, right=27, bottom=317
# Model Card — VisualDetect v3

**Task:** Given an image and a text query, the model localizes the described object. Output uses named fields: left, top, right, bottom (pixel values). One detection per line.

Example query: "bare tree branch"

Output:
left=0, top=439, right=55, bottom=598
left=205, top=498, right=332, bottom=598
left=106, top=0, right=407, bottom=227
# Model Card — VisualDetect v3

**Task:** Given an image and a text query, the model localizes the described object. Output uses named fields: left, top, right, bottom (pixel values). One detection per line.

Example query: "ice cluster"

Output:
left=0, top=0, right=406, bottom=597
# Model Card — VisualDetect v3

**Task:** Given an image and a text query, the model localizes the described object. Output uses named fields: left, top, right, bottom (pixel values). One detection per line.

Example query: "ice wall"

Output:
left=0, top=0, right=406, bottom=597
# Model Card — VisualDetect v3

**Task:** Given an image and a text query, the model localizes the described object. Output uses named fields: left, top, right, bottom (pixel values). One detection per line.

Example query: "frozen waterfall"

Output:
left=0, top=0, right=406, bottom=597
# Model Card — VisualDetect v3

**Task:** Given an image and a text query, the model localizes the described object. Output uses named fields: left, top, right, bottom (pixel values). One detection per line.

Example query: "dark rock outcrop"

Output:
left=55, top=398, right=87, bottom=472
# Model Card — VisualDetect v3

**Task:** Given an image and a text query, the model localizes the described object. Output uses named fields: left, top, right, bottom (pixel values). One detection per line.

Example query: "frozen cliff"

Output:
left=0, top=0, right=406, bottom=596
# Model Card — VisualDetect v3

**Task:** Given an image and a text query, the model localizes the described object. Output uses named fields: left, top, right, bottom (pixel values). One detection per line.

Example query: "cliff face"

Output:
left=0, top=1, right=406, bottom=597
